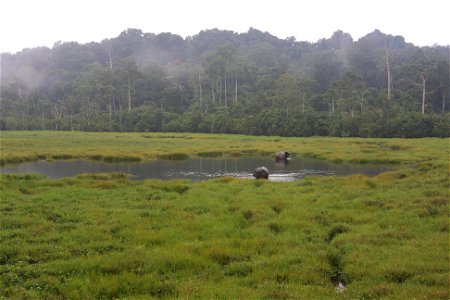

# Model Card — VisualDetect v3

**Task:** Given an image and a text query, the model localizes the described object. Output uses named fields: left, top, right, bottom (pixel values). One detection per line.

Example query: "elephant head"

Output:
left=253, top=166, right=269, bottom=179
left=275, top=151, right=290, bottom=162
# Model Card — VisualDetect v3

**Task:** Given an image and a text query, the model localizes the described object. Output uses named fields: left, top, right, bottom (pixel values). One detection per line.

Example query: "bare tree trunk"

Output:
left=22, top=113, right=28, bottom=130
left=224, top=62, right=229, bottom=112
left=198, top=72, right=203, bottom=107
left=234, top=68, right=238, bottom=103
left=108, top=103, right=112, bottom=131
left=51, top=101, right=63, bottom=130
left=41, top=109, right=45, bottom=130
left=86, top=98, right=91, bottom=128
left=70, top=112, right=74, bottom=131
left=421, top=72, right=429, bottom=114
left=385, top=39, right=392, bottom=101
left=112, top=97, right=117, bottom=118
left=118, top=104, right=122, bottom=127
left=351, top=95, right=354, bottom=118
left=447, top=45, right=450, bottom=112
left=361, top=90, right=364, bottom=113
left=54, top=106, right=59, bottom=130
left=218, top=80, right=221, bottom=103
left=216, top=79, right=223, bottom=104
left=211, top=82, right=215, bottom=104
left=302, top=92, right=305, bottom=113
left=421, top=82, right=425, bottom=114
left=224, top=74, right=227, bottom=106
left=442, top=93, right=446, bottom=112
left=127, top=76, right=132, bottom=112
left=108, top=49, right=113, bottom=70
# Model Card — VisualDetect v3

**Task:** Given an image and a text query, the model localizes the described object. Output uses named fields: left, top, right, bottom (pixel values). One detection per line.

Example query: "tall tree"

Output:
left=298, top=77, right=314, bottom=113
left=274, top=73, right=300, bottom=117
left=385, top=38, right=393, bottom=101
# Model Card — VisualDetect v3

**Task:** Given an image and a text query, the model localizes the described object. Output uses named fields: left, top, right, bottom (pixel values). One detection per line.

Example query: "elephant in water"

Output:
left=275, top=151, right=290, bottom=162
left=253, top=166, right=269, bottom=179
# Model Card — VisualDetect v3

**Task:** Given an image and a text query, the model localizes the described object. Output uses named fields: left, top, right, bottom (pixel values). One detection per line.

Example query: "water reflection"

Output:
left=0, top=157, right=391, bottom=181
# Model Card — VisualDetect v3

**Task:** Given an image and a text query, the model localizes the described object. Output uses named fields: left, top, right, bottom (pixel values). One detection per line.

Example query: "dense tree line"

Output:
left=1, top=28, right=449, bottom=137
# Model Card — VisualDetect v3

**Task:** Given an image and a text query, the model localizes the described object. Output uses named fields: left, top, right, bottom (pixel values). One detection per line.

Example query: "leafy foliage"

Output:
left=1, top=28, right=449, bottom=136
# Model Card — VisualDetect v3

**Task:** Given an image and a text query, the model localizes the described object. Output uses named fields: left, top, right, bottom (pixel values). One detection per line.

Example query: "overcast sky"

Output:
left=1, top=0, right=448, bottom=53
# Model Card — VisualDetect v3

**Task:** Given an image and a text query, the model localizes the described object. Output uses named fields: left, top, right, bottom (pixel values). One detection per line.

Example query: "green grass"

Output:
left=1, top=131, right=447, bottom=165
left=0, top=132, right=449, bottom=298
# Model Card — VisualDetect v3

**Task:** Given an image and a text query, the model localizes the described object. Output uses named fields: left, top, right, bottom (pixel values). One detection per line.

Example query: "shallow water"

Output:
left=0, top=157, right=391, bottom=181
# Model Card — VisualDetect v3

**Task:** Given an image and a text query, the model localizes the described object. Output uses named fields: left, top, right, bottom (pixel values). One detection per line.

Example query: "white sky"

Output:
left=1, top=0, right=449, bottom=53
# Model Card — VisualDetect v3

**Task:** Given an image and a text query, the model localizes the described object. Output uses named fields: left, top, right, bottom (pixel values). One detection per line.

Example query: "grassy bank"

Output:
left=0, top=132, right=449, bottom=298
left=0, top=131, right=448, bottom=165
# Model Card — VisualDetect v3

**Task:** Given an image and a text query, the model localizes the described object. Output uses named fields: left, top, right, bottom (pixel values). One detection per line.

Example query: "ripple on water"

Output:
left=0, top=157, right=391, bottom=181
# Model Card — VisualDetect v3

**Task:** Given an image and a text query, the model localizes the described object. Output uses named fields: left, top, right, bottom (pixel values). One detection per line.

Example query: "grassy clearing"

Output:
left=0, top=132, right=449, bottom=298
left=1, top=131, right=447, bottom=165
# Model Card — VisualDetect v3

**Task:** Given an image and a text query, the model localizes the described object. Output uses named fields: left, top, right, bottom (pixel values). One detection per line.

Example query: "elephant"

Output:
left=253, top=166, right=269, bottom=179
left=275, top=151, right=290, bottom=162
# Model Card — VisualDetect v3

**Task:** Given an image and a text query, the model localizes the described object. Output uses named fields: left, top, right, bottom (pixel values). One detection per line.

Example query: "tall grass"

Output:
left=0, top=132, right=448, bottom=298
left=1, top=131, right=448, bottom=165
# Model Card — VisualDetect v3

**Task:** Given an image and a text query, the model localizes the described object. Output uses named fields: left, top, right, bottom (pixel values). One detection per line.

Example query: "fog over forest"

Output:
left=1, top=28, right=449, bottom=137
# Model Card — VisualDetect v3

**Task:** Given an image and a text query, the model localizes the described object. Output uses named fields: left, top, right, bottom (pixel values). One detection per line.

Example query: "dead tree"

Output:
left=385, top=38, right=393, bottom=101
left=421, top=71, right=429, bottom=114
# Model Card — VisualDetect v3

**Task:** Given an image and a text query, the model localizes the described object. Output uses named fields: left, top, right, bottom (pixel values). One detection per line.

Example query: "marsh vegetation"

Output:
left=0, top=132, right=448, bottom=298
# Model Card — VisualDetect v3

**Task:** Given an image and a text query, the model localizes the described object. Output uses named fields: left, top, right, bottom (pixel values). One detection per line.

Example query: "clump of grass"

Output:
left=156, top=153, right=189, bottom=160
left=263, top=288, right=290, bottom=300
left=224, top=262, right=252, bottom=277
left=325, top=224, right=350, bottom=243
left=51, top=154, right=74, bottom=160
left=212, top=177, right=236, bottom=183
left=275, top=272, right=289, bottom=284
left=241, top=149, right=258, bottom=155
left=4, top=173, right=46, bottom=180
left=0, top=245, right=20, bottom=265
left=387, top=143, right=407, bottom=151
left=271, top=200, right=284, bottom=214
left=243, top=210, right=254, bottom=220
left=75, top=172, right=129, bottom=180
left=257, top=150, right=273, bottom=157
left=204, top=248, right=234, bottom=266
left=197, top=151, right=223, bottom=158
left=384, top=268, right=414, bottom=284
left=253, top=180, right=265, bottom=187
left=144, top=180, right=190, bottom=194
left=326, top=248, right=351, bottom=285
left=228, top=151, right=243, bottom=157
left=363, top=283, right=392, bottom=298
left=103, top=155, right=141, bottom=162
left=269, top=223, right=282, bottom=234
left=89, top=182, right=118, bottom=189
left=89, top=154, right=103, bottom=160
left=1, top=156, right=32, bottom=165
left=166, top=184, right=190, bottom=194
left=364, top=199, right=385, bottom=208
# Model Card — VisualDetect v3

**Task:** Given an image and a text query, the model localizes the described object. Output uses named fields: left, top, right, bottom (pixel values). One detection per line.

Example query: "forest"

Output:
left=1, top=28, right=449, bottom=137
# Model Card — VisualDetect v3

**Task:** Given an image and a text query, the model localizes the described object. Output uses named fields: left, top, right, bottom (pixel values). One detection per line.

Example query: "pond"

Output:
left=0, top=157, right=391, bottom=181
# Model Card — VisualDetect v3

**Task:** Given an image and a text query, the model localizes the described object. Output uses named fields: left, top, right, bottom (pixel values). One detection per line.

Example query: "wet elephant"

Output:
left=275, top=151, right=290, bottom=162
left=253, top=166, right=269, bottom=179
